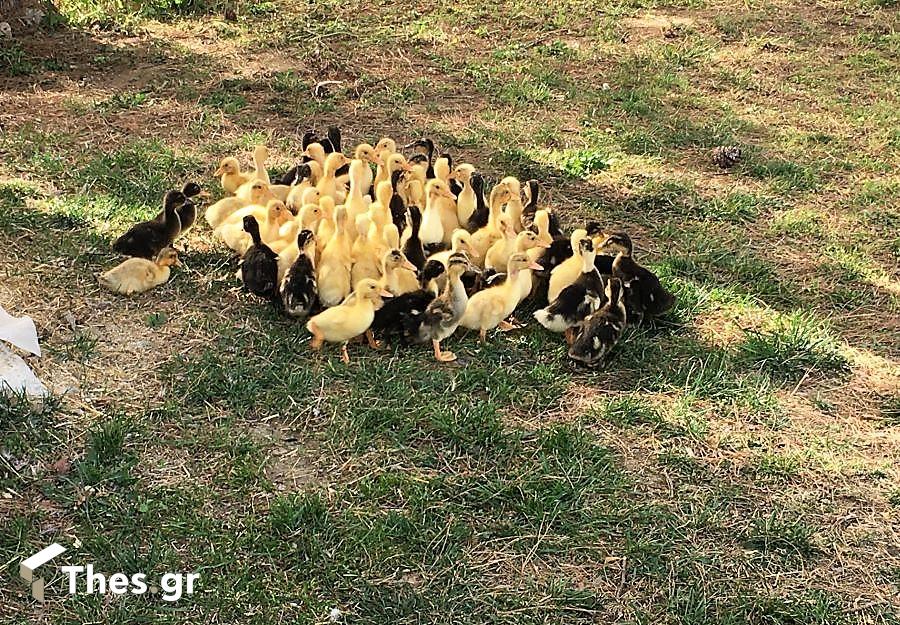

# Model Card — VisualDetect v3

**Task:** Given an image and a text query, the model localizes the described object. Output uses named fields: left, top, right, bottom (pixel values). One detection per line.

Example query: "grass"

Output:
left=0, top=0, right=898, bottom=623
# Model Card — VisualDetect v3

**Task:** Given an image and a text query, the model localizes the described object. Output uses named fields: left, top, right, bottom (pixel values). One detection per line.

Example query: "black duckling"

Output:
left=522, top=179, right=540, bottom=229
left=405, top=138, right=435, bottom=179
left=240, top=215, right=279, bottom=300
left=113, top=190, right=183, bottom=259
left=370, top=288, right=436, bottom=342
left=465, top=173, right=489, bottom=231
left=415, top=253, right=473, bottom=362
left=568, top=277, right=627, bottom=367
left=301, top=130, right=317, bottom=151
left=154, top=182, right=201, bottom=234
left=534, top=238, right=606, bottom=344
left=277, top=162, right=312, bottom=186
left=402, top=205, right=427, bottom=271
left=420, top=258, right=446, bottom=293
left=325, top=126, right=342, bottom=154
left=389, top=169, right=408, bottom=232
left=440, top=152, right=464, bottom=196
left=600, top=231, right=675, bottom=326
left=280, top=229, right=318, bottom=318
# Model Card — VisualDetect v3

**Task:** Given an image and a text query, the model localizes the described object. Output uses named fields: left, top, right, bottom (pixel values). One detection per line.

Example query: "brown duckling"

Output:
left=112, top=190, right=183, bottom=259
left=600, top=232, right=675, bottom=326
left=240, top=215, right=279, bottom=300
left=568, top=277, right=627, bottom=367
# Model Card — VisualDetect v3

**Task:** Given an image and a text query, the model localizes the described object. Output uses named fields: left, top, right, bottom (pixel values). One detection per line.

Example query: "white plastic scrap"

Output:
left=0, top=305, right=46, bottom=397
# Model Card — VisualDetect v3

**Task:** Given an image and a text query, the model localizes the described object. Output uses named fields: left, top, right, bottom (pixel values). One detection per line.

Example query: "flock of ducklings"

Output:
left=100, top=128, right=674, bottom=367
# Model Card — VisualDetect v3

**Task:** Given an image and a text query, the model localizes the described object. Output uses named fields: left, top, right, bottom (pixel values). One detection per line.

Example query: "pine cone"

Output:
left=712, top=146, right=742, bottom=169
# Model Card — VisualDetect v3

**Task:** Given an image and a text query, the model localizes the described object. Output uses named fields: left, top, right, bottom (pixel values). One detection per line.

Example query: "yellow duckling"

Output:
left=252, top=145, right=271, bottom=185
left=214, top=157, right=253, bottom=194
left=420, top=179, right=456, bottom=249
left=234, top=179, right=276, bottom=205
left=548, top=229, right=589, bottom=301
left=205, top=180, right=269, bottom=228
left=303, top=142, right=326, bottom=169
left=449, top=163, right=477, bottom=225
left=316, top=152, right=351, bottom=202
left=379, top=248, right=419, bottom=296
left=501, top=176, right=524, bottom=232
left=316, top=196, right=337, bottom=256
left=374, top=151, right=409, bottom=190
left=532, top=209, right=555, bottom=247
left=286, top=185, right=320, bottom=214
left=484, top=214, right=518, bottom=272
left=427, top=229, right=479, bottom=267
left=352, top=142, right=379, bottom=194
left=351, top=214, right=383, bottom=286
left=218, top=200, right=290, bottom=255
left=459, top=253, right=542, bottom=341
left=98, top=248, right=179, bottom=296
left=306, top=278, right=392, bottom=364
left=345, top=158, right=374, bottom=228
left=316, top=205, right=353, bottom=307
left=469, top=183, right=513, bottom=265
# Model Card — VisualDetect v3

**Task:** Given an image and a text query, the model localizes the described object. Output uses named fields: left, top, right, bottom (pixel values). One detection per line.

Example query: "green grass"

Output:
left=1, top=0, right=898, bottom=622
left=739, top=313, right=849, bottom=381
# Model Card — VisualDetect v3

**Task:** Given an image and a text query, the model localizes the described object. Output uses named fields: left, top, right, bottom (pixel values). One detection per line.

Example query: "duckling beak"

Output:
left=214, top=167, right=225, bottom=176
left=528, top=261, right=543, bottom=271
left=379, top=289, right=394, bottom=298
left=402, top=163, right=414, bottom=172
left=465, top=247, right=480, bottom=259
left=402, top=260, right=417, bottom=272
left=539, top=239, right=552, bottom=248
left=197, top=190, right=212, bottom=199
left=442, top=189, right=456, bottom=200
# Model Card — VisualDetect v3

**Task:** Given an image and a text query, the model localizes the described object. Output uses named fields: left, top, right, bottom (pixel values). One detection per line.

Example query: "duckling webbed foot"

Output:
left=308, top=322, right=324, bottom=351
left=432, top=340, right=457, bottom=362
left=564, top=327, right=576, bottom=345
left=365, top=329, right=383, bottom=350
left=341, top=343, right=351, bottom=364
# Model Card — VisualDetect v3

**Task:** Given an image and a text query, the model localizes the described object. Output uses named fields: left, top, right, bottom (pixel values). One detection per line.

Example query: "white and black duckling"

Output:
left=534, top=238, right=606, bottom=344
left=547, top=228, right=589, bottom=301
left=112, top=190, right=183, bottom=259
left=402, top=205, right=427, bottom=271
left=280, top=229, right=318, bottom=319
left=240, top=215, right=279, bottom=300
left=98, top=247, right=179, bottom=295
left=420, top=258, right=447, bottom=295
left=600, top=231, right=675, bottom=326
left=415, top=252, right=474, bottom=362
left=307, top=278, right=392, bottom=364
left=459, top=253, right=542, bottom=342
left=568, top=277, right=627, bottom=367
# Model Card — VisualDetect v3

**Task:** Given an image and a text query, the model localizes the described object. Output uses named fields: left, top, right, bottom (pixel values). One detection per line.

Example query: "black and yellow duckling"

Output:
left=402, top=205, right=427, bottom=271
left=370, top=261, right=448, bottom=342
left=113, top=190, right=183, bottom=259
left=240, top=215, right=278, bottom=300
left=534, top=238, right=606, bottom=344
left=600, top=231, right=675, bottom=326
left=568, top=277, right=627, bottom=367
left=280, top=229, right=318, bottom=319
left=415, top=252, right=474, bottom=362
